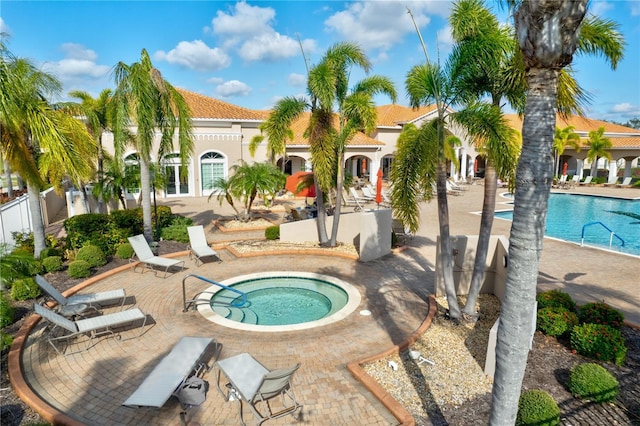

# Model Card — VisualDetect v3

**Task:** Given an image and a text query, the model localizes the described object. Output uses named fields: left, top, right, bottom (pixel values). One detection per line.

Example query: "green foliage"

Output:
left=1, top=292, right=15, bottom=327
left=11, top=231, right=34, bottom=254
left=265, top=225, right=280, bottom=240
left=1, top=245, right=38, bottom=289
left=42, top=256, right=64, bottom=273
left=109, top=209, right=143, bottom=235
left=516, top=389, right=560, bottom=426
left=578, top=302, right=624, bottom=329
left=10, top=277, right=41, bottom=301
left=115, top=242, right=134, bottom=259
left=39, top=247, right=60, bottom=259
left=64, top=213, right=111, bottom=251
left=536, top=307, right=578, bottom=337
left=68, top=260, right=92, bottom=279
left=76, top=245, right=107, bottom=268
left=570, top=323, right=627, bottom=365
left=160, top=216, right=193, bottom=243
left=568, top=363, right=619, bottom=403
left=1, top=331, right=13, bottom=353
left=536, top=290, right=576, bottom=312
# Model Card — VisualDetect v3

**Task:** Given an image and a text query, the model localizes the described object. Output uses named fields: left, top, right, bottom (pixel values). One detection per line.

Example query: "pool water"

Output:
left=496, top=193, right=640, bottom=256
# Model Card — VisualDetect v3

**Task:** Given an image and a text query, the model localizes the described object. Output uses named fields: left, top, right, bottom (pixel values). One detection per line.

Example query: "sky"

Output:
left=1, top=0, right=639, bottom=123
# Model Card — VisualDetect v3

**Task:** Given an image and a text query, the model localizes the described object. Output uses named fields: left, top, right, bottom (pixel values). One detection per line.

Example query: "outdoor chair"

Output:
left=349, top=187, right=374, bottom=203
left=341, top=190, right=363, bottom=212
left=362, top=185, right=377, bottom=198
left=35, top=275, right=126, bottom=315
left=34, top=303, right=148, bottom=355
left=616, top=177, right=633, bottom=188
left=445, top=181, right=464, bottom=196
left=187, top=225, right=221, bottom=266
left=603, top=177, right=620, bottom=187
left=128, top=234, right=185, bottom=278
left=579, top=176, right=593, bottom=186
left=215, top=352, right=302, bottom=426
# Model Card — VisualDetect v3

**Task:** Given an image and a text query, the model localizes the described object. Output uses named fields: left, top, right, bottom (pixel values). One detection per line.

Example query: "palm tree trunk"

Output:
left=3, top=157, right=13, bottom=198
left=96, top=135, right=105, bottom=214
left=591, top=156, right=598, bottom=177
left=27, top=182, right=46, bottom=258
left=489, top=67, right=557, bottom=425
left=313, top=176, right=329, bottom=245
left=139, top=158, right=154, bottom=241
left=329, top=153, right=345, bottom=247
left=463, top=161, right=497, bottom=317
left=436, top=160, right=461, bottom=319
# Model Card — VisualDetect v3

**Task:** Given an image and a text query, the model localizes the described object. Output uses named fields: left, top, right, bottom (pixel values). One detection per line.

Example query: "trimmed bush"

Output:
left=571, top=323, right=627, bottom=366
left=64, top=213, right=111, bottom=249
left=76, top=245, right=107, bottom=268
left=1, top=292, right=15, bottom=328
left=39, top=247, right=61, bottom=259
left=10, top=277, right=41, bottom=301
left=42, top=256, right=64, bottom=273
left=537, top=307, right=578, bottom=337
left=536, top=290, right=576, bottom=312
left=161, top=216, right=193, bottom=243
left=68, top=260, right=91, bottom=279
left=569, top=363, right=619, bottom=403
left=578, top=302, right=624, bottom=329
left=109, top=209, right=143, bottom=235
left=116, top=242, right=134, bottom=259
left=1, top=331, right=13, bottom=353
left=516, top=389, right=560, bottom=426
left=265, top=225, right=280, bottom=240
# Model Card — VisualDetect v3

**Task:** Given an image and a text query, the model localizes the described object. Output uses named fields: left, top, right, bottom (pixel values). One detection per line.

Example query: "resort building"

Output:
left=101, top=89, right=640, bottom=199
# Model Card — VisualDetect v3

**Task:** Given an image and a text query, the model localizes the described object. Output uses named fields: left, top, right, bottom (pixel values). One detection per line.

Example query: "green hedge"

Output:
left=265, top=225, right=280, bottom=240
left=516, top=389, right=560, bottom=426
left=42, top=256, right=64, bottom=273
left=536, top=307, right=578, bottom=337
left=570, top=323, right=627, bottom=366
left=578, top=302, right=624, bottom=329
left=536, top=290, right=576, bottom=312
left=0, top=292, right=15, bottom=327
left=68, top=260, right=92, bottom=279
left=116, top=242, right=134, bottom=259
left=76, top=245, right=107, bottom=268
left=569, top=363, right=619, bottom=403
left=10, top=277, right=41, bottom=301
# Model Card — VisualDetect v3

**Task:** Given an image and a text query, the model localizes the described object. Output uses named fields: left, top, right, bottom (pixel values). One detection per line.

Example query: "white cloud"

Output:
left=288, top=73, right=306, bottom=87
left=42, top=44, right=110, bottom=80
left=154, top=40, right=230, bottom=71
left=210, top=1, right=276, bottom=39
left=0, top=17, right=11, bottom=34
left=631, top=3, right=640, bottom=16
left=206, top=76, right=224, bottom=84
left=610, top=102, right=640, bottom=115
left=215, top=80, right=251, bottom=98
left=239, top=33, right=315, bottom=62
left=589, top=1, right=613, bottom=17
left=437, top=25, right=454, bottom=47
left=61, top=43, right=97, bottom=61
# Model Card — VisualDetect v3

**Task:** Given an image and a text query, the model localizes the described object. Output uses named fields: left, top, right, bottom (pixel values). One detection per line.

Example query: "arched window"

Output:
left=200, top=151, right=227, bottom=195
left=124, top=153, right=140, bottom=195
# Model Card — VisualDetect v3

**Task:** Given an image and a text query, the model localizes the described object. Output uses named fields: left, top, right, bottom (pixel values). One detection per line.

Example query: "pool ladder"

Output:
left=581, top=221, right=625, bottom=248
left=182, top=273, right=247, bottom=312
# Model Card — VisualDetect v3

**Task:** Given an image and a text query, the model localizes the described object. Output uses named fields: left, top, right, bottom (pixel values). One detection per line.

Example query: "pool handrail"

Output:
left=581, top=221, right=625, bottom=248
left=182, top=273, right=247, bottom=313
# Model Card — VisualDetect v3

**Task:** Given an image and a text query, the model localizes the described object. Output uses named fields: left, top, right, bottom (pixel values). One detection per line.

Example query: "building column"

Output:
left=623, top=158, right=633, bottom=178
left=576, top=159, right=584, bottom=179
left=607, top=160, right=618, bottom=183
left=459, top=148, right=467, bottom=180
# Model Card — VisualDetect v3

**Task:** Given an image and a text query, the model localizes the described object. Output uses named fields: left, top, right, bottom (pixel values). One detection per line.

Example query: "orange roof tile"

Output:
left=286, top=112, right=383, bottom=147
left=375, top=104, right=438, bottom=126
left=177, top=88, right=269, bottom=121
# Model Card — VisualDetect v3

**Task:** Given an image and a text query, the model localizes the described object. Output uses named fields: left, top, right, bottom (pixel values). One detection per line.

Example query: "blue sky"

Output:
left=1, top=1, right=639, bottom=122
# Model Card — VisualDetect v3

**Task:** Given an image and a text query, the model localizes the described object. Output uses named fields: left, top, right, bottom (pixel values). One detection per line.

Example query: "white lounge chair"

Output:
left=616, top=177, right=632, bottom=188
left=349, top=187, right=374, bottom=202
left=187, top=225, right=221, bottom=266
left=445, top=181, right=464, bottom=196
left=579, top=176, right=593, bottom=186
left=603, top=177, right=620, bottom=187
left=341, top=190, right=363, bottom=212
left=35, top=275, right=126, bottom=314
left=34, top=303, right=148, bottom=355
left=215, top=353, right=301, bottom=426
left=128, top=234, right=185, bottom=278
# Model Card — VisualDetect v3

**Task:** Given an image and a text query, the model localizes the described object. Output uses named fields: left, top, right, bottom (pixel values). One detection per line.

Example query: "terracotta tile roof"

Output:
left=578, top=136, right=640, bottom=148
left=286, top=112, right=383, bottom=147
left=375, top=104, right=438, bottom=126
left=177, top=88, right=269, bottom=121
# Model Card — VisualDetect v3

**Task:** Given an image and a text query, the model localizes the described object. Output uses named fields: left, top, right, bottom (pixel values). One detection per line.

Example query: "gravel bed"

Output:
left=227, top=239, right=359, bottom=256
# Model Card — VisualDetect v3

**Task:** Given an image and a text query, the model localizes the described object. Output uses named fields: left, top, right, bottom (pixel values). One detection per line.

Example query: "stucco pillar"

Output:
left=624, top=158, right=633, bottom=178
left=608, top=160, right=618, bottom=183
left=576, top=159, right=584, bottom=179
left=459, top=148, right=467, bottom=180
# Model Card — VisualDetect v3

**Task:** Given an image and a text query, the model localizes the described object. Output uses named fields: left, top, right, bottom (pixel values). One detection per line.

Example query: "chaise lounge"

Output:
left=128, top=234, right=185, bottom=278
left=35, top=274, right=126, bottom=315
left=187, top=225, right=221, bottom=266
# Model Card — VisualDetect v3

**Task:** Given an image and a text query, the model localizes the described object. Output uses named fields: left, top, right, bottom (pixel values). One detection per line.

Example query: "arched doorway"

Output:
left=200, top=151, right=227, bottom=197
left=162, top=153, right=192, bottom=196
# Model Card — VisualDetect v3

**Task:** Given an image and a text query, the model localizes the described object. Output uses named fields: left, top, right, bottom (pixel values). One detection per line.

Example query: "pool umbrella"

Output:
left=562, top=162, right=568, bottom=176
left=285, top=171, right=315, bottom=197
left=375, top=168, right=383, bottom=207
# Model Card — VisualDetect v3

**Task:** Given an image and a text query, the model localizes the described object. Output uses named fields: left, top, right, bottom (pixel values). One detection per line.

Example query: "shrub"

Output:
left=568, top=363, right=619, bottom=403
left=536, top=290, right=576, bottom=312
left=68, top=260, right=91, bottom=279
left=578, top=302, right=624, bottom=329
left=536, top=307, right=578, bottom=337
left=161, top=216, right=193, bottom=243
left=11, top=231, right=34, bottom=254
left=64, top=213, right=111, bottom=249
left=76, top=245, right=107, bottom=268
left=1, top=331, right=13, bottom=353
left=109, top=209, right=143, bottom=235
left=10, top=277, right=41, bottom=301
left=570, top=323, right=627, bottom=366
left=1, top=292, right=15, bottom=328
left=42, top=256, right=64, bottom=273
left=265, top=225, right=280, bottom=240
left=516, top=389, right=560, bottom=426
left=116, top=242, right=134, bottom=259
left=39, top=247, right=61, bottom=259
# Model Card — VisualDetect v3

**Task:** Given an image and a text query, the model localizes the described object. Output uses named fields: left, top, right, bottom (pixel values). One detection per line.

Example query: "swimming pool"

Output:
left=495, top=193, right=640, bottom=256
left=197, top=271, right=362, bottom=332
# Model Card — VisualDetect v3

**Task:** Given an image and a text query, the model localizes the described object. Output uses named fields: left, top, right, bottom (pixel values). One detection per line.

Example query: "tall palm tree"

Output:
left=58, top=89, right=113, bottom=213
left=225, top=161, right=286, bottom=221
left=0, top=38, right=95, bottom=257
left=586, top=126, right=613, bottom=177
left=111, top=49, right=193, bottom=241
left=553, top=125, right=581, bottom=176
left=248, top=105, right=296, bottom=171
left=489, top=2, right=596, bottom=423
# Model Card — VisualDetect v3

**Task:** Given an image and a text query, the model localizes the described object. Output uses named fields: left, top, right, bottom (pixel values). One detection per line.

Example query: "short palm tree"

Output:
left=586, top=126, right=613, bottom=177
left=111, top=49, right=193, bottom=241
left=553, top=126, right=581, bottom=176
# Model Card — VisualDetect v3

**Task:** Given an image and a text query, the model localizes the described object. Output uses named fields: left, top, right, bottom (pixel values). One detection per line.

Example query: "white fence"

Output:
left=0, top=194, right=32, bottom=248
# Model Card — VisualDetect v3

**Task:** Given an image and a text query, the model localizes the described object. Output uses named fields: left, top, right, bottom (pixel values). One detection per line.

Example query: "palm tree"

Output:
left=586, top=126, right=612, bottom=177
left=111, top=49, right=193, bottom=242
left=58, top=89, right=113, bottom=213
left=1, top=38, right=95, bottom=257
left=224, top=161, right=286, bottom=221
left=489, top=2, right=597, bottom=423
left=553, top=125, right=581, bottom=176
left=252, top=43, right=396, bottom=247
left=248, top=103, right=297, bottom=171
left=448, top=0, right=623, bottom=319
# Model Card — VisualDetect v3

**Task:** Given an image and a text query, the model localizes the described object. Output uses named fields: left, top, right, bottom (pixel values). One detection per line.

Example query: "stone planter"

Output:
left=149, top=241, right=160, bottom=256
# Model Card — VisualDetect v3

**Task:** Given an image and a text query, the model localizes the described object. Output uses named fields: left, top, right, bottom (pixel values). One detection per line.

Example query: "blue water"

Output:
left=495, top=193, right=640, bottom=256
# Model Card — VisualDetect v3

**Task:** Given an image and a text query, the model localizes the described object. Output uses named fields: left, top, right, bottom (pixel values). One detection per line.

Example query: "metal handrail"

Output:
left=581, top=221, right=625, bottom=248
left=182, top=273, right=247, bottom=312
